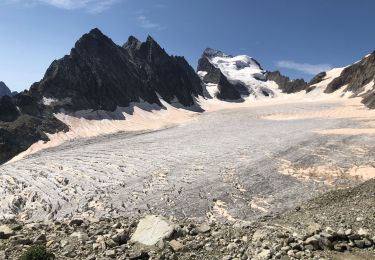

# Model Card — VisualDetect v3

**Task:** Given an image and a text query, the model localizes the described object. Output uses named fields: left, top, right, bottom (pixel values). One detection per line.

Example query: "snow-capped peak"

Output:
left=203, top=48, right=267, bottom=83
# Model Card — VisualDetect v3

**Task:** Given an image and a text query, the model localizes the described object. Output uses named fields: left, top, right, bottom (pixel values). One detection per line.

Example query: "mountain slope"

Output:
left=305, top=51, right=375, bottom=108
left=326, top=51, right=375, bottom=108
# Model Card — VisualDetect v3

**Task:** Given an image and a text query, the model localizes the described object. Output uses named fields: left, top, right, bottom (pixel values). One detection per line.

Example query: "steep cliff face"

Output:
left=123, top=35, right=203, bottom=106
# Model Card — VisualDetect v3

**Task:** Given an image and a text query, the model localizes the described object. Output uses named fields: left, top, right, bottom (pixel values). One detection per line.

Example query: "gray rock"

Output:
left=70, top=231, right=89, bottom=241
left=169, top=240, right=184, bottom=252
left=111, top=229, right=129, bottom=245
left=256, top=249, right=271, bottom=260
left=354, top=239, right=365, bottom=248
left=197, top=223, right=211, bottom=233
left=33, top=234, right=47, bottom=244
left=333, top=243, right=349, bottom=252
left=363, top=238, right=373, bottom=247
left=105, top=249, right=116, bottom=258
left=307, top=223, right=322, bottom=236
left=337, top=228, right=346, bottom=238
left=0, top=225, right=15, bottom=239
left=252, top=229, right=268, bottom=242
left=319, top=237, right=333, bottom=250
left=130, top=215, right=175, bottom=246
left=69, top=219, right=84, bottom=226
left=357, top=228, right=369, bottom=237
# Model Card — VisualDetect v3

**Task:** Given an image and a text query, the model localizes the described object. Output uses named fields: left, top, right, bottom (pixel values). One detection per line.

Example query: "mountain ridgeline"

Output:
left=29, top=28, right=203, bottom=111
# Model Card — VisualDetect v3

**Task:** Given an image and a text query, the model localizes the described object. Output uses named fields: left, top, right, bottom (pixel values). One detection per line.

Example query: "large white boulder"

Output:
left=130, top=215, right=175, bottom=246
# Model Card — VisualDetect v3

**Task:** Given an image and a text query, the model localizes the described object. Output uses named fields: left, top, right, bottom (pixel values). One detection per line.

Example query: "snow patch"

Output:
left=43, top=97, right=59, bottom=106
left=358, top=80, right=374, bottom=96
left=197, top=71, right=208, bottom=78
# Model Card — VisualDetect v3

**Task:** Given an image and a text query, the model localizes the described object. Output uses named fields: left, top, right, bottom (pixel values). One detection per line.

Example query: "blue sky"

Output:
left=1, top=0, right=374, bottom=92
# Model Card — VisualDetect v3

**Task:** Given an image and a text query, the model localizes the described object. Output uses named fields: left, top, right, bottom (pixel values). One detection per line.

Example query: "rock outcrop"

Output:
left=267, top=71, right=307, bottom=93
left=324, top=51, right=375, bottom=108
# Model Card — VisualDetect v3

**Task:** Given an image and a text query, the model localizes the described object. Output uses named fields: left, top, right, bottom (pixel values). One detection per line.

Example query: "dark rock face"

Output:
left=266, top=71, right=307, bottom=93
left=325, top=51, right=375, bottom=108
left=0, top=81, right=11, bottom=97
left=197, top=52, right=243, bottom=101
left=0, top=96, right=19, bottom=122
left=30, top=29, right=202, bottom=112
left=123, top=35, right=203, bottom=106
left=0, top=90, right=68, bottom=164
left=309, top=72, right=326, bottom=86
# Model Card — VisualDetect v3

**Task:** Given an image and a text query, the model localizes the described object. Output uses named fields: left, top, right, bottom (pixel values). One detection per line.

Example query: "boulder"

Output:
left=169, top=240, right=184, bottom=252
left=70, top=231, right=89, bottom=241
left=130, top=215, right=175, bottom=246
left=0, top=225, right=15, bottom=239
left=196, top=223, right=211, bottom=233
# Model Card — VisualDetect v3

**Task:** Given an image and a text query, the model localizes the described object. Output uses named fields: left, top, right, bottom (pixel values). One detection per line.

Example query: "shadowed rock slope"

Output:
left=30, top=28, right=203, bottom=112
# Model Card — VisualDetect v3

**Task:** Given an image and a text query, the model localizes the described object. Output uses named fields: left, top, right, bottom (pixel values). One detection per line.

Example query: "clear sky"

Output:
left=1, top=0, right=374, bottom=92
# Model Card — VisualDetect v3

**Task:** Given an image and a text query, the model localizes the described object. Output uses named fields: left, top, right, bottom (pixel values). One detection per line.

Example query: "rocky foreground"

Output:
left=1, top=178, right=375, bottom=260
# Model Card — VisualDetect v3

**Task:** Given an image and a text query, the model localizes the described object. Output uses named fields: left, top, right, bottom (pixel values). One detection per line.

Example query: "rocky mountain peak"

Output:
left=123, top=36, right=142, bottom=50
left=73, top=27, right=115, bottom=54
left=202, top=48, right=229, bottom=59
